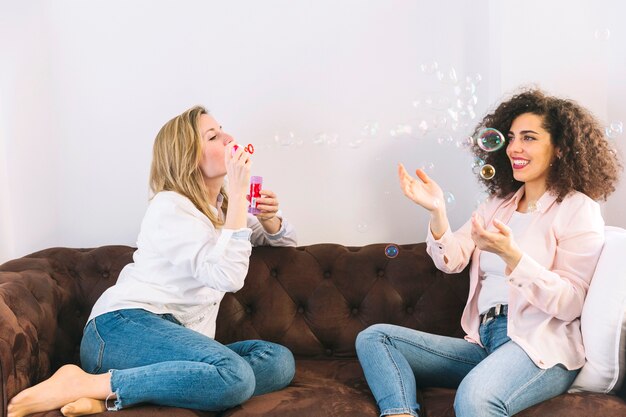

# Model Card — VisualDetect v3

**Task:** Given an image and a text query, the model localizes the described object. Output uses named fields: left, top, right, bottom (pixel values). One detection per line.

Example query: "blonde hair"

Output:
left=149, top=105, right=228, bottom=227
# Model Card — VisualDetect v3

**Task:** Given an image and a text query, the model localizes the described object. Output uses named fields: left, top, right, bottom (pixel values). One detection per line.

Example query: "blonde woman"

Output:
left=8, top=106, right=297, bottom=417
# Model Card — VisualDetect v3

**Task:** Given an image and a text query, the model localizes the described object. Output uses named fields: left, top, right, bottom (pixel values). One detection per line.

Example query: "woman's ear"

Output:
left=555, top=148, right=563, bottom=159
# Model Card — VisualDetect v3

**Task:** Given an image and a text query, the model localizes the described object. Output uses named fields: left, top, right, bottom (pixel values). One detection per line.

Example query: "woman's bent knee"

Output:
left=272, top=344, right=296, bottom=388
left=216, top=362, right=256, bottom=409
left=356, top=323, right=394, bottom=352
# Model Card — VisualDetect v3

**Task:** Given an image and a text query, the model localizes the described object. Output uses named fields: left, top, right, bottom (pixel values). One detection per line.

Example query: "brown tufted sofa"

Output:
left=1, top=243, right=625, bottom=417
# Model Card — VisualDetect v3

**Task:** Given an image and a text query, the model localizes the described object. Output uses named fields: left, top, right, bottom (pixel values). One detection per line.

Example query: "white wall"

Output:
left=1, top=2, right=59, bottom=262
left=0, top=91, right=12, bottom=262
left=490, top=0, right=625, bottom=226
left=1, top=0, right=624, bottom=263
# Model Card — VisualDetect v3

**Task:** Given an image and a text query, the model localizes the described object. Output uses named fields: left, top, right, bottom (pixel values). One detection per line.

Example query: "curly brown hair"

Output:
left=471, top=88, right=622, bottom=202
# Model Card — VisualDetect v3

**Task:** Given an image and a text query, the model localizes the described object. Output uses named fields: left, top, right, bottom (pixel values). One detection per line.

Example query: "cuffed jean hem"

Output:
left=381, top=407, right=419, bottom=417
left=106, top=369, right=122, bottom=411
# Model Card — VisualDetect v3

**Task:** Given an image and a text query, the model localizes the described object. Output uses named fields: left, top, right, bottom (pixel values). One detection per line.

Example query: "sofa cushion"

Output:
left=222, top=359, right=378, bottom=417
left=570, top=226, right=626, bottom=393
left=420, top=387, right=626, bottom=417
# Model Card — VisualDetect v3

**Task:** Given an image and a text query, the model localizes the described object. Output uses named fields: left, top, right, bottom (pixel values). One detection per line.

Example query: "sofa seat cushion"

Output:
left=27, top=405, right=217, bottom=417
left=222, top=359, right=378, bottom=417
left=421, top=387, right=626, bottom=417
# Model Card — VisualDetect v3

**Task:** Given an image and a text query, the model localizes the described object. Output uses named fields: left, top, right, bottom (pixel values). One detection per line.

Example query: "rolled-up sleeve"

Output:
left=248, top=215, right=298, bottom=247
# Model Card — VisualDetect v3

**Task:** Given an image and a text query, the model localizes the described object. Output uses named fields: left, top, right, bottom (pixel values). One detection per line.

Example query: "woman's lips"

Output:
left=512, top=159, right=529, bottom=170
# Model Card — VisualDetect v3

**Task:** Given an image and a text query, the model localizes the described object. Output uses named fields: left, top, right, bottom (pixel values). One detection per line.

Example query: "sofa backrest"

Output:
left=0, top=243, right=469, bottom=369
left=216, top=243, right=469, bottom=358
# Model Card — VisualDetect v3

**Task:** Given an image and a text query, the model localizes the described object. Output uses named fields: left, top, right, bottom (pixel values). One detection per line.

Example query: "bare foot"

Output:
left=7, top=364, right=112, bottom=417
left=61, top=398, right=107, bottom=416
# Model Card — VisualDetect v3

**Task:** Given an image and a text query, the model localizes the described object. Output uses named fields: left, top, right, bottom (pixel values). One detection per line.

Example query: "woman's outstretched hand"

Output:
left=470, top=214, right=523, bottom=272
left=398, top=163, right=450, bottom=240
left=398, top=163, right=445, bottom=213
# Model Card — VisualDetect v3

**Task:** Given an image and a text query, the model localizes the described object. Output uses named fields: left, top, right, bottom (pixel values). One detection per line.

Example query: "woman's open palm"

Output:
left=398, top=163, right=444, bottom=212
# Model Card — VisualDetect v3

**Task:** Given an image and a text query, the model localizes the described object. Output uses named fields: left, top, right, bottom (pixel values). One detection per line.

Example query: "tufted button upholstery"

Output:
left=215, top=243, right=468, bottom=358
left=0, top=242, right=469, bottom=412
left=1, top=242, right=620, bottom=416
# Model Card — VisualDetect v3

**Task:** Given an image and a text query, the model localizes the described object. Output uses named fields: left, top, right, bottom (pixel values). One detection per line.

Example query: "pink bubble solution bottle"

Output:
left=248, top=176, right=262, bottom=214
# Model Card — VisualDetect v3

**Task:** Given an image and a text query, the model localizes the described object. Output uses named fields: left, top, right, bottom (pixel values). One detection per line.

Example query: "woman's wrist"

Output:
left=501, top=247, right=523, bottom=273
left=429, top=208, right=448, bottom=240
left=258, top=216, right=281, bottom=234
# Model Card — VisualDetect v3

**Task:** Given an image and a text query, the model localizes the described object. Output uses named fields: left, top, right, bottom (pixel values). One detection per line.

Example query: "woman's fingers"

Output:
left=414, top=168, right=430, bottom=184
left=493, top=218, right=511, bottom=236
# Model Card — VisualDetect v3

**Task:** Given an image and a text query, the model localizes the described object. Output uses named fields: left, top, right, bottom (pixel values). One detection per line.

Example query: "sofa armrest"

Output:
left=0, top=267, right=67, bottom=417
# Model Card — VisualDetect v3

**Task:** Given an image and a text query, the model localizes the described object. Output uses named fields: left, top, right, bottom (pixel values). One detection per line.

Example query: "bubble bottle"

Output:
left=248, top=176, right=263, bottom=215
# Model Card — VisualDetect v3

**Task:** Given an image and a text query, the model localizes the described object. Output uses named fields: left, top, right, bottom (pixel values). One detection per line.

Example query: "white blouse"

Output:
left=477, top=210, right=535, bottom=315
left=88, top=190, right=297, bottom=338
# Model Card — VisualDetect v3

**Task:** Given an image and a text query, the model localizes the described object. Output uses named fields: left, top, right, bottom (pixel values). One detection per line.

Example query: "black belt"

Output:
left=480, top=303, right=508, bottom=325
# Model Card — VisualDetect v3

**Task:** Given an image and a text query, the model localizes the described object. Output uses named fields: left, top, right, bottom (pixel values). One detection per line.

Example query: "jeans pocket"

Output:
left=80, top=319, right=106, bottom=374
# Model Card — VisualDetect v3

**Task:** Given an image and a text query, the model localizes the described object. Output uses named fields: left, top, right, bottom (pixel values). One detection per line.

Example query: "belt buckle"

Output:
left=480, top=312, right=491, bottom=325
left=494, top=303, right=502, bottom=316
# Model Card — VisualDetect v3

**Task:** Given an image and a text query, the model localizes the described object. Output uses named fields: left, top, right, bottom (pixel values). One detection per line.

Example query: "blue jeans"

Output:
left=80, top=309, right=295, bottom=411
left=356, top=316, right=579, bottom=417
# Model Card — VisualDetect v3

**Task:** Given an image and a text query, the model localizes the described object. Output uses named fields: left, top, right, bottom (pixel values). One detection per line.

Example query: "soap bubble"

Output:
left=436, top=134, right=447, bottom=145
left=432, top=115, right=448, bottom=129
left=420, top=61, right=439, bottom=73
left=471, top=156, right=485, bottom=168
left=606, top=121, right=623, bottom=138
left=416, top=120, right=429, bottom=135
left=313, top=133, right=327, bottom=145
left=361, top=122, right=379, bottom=138
left=348, top=139, right=364, bottom=148
left=480, top=164, right=496, bottom=180
left=594, top=28, right=611, bottom=40
left=456, top=136, right=474, bottom=148
left=417, top=161, right=435, bottom=173
left=384, top=244, right=399, bottom=259
left=443, top=191, right=456, bottom=209
left=274, top=132, right=297, bottom=147
left=389, top=124, right=413, bottom=138
left=313, top=132, right=340, bottom=147
left=610, top=121, right=623, bottom=133
left=326, top=134, right=340, bottom=147
left=448, top=67, right=458, bottom=84
left=476, top=128, right=506, bottom=152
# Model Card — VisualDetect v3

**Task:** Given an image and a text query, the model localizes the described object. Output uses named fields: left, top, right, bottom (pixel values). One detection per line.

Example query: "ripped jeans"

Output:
left=80, top=308, right=295, bottom=411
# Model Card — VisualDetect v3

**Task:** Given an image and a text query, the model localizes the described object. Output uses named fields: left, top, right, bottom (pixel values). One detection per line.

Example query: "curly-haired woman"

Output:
left=8, top=106, right=297, bottom=417
left=356, top=88, right=622, bottom=417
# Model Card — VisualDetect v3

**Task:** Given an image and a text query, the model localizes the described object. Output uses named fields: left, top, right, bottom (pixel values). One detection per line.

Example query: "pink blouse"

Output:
left=426, top=186, right=605, bottom=370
